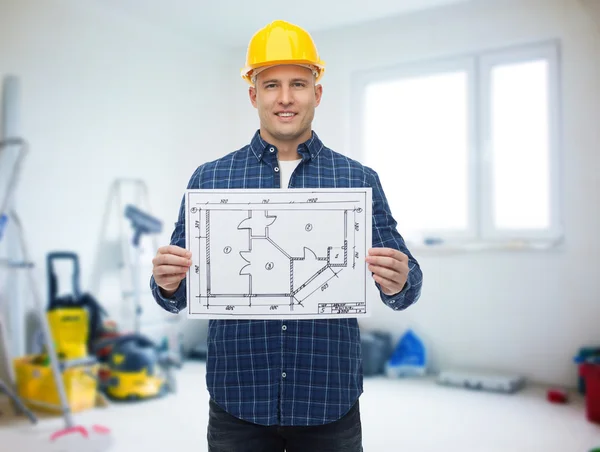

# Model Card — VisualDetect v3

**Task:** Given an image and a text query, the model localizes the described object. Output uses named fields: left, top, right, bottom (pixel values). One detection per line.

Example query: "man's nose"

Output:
left=278, top=87, right=293, bottom=105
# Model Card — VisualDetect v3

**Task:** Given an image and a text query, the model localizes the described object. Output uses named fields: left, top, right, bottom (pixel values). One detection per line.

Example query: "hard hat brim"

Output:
left=241, top=60, right=326, bottom=85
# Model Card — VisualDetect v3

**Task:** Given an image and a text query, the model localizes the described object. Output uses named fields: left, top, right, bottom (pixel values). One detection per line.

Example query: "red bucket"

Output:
left=581, top=363, right=600, bottom=423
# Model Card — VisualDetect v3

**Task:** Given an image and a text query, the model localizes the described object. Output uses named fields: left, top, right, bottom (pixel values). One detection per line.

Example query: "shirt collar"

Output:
left=249, top=130, right=325, bottom=163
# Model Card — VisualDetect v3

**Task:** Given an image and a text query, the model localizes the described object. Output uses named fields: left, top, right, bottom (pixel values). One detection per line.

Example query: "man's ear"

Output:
left=249, top=86, right=258, bottom=108
left=314, top=84, right=323, bottom=107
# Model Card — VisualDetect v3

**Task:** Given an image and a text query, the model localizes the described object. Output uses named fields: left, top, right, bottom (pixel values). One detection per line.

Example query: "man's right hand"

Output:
left=152, top=245, right=192, bottom=298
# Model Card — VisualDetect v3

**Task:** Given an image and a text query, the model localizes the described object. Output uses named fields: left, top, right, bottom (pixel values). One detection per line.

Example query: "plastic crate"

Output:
left=581, top=363, right=600, bottom=424
left=13, top=354, right=98, bottom=413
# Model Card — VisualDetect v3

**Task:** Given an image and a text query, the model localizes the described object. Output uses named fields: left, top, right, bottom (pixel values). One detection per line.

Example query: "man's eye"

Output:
left=293, top=83, right=306, bottom=88
left=265, top=84, right=277, bottom=89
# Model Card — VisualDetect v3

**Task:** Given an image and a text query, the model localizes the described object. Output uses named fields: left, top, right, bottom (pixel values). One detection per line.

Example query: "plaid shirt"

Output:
left=150, top=130, right=422, bottom=426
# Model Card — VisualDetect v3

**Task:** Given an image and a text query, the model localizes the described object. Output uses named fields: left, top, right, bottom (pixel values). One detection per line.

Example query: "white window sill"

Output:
left=406, top=237, right=564, bottom=254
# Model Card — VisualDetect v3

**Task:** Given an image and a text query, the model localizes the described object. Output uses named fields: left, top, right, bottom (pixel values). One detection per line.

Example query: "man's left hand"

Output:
left=365, top=248, right=409, bottom=296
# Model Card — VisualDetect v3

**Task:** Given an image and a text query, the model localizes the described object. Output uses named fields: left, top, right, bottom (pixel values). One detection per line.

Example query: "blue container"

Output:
left=386, top=329, right=427, bottom=378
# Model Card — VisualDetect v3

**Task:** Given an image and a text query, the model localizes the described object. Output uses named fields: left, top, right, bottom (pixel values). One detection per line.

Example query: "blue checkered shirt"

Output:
left=150, top=130, right=422, bottom=426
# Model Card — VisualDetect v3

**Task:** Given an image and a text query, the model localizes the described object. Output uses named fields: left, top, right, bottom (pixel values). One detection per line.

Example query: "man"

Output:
left=151, top=20, right=422, bottom=452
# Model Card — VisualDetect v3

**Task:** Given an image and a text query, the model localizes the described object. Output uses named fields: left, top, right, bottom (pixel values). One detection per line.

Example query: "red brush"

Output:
left=547, top=388, right=569, bottom=404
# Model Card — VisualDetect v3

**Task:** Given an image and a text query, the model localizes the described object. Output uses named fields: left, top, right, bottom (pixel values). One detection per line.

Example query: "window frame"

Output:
left=478, top=42, right=562, bottom=242
left=351, top=40, right=563, bottom=249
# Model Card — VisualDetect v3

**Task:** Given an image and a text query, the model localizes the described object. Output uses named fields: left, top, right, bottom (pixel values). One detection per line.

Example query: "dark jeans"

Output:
left=207, top=398, right=363, bottom=452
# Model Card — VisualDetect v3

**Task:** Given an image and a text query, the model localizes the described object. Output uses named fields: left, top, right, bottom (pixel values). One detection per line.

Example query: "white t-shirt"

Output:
left=278, top=159, right=301, bottom=188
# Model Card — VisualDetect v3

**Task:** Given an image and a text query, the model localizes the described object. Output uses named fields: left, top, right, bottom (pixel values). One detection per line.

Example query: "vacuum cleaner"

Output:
left=95, top=334, right=181, bottom=401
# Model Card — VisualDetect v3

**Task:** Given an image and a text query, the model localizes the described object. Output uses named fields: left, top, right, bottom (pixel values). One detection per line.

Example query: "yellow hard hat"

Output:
left=241, top=20, right=326, bottom=85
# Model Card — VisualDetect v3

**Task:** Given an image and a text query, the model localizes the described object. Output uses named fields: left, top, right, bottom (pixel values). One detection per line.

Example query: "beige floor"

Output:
left=0, top=361, right=599, bottom=452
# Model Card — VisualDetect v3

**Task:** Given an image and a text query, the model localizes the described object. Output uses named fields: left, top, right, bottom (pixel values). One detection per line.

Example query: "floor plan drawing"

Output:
left=185, top=188, right=372, bottom=319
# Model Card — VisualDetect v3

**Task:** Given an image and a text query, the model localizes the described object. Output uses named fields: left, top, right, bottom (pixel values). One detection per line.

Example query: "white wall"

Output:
left=227, top=0, right=600, bottom=387
left=2, top=0, right=597, bottom=387
left=0, top=0, right=227, bottom=354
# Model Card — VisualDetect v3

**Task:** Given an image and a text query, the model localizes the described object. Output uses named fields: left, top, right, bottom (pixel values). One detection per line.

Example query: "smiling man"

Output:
left=150, top=20, right=423, bottom=452
left=249, top=63, right=322, bottom=163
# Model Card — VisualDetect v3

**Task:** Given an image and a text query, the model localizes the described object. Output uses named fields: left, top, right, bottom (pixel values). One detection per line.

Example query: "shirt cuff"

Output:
left=378, top=277, right=412, bottom=309
left=151, top=275, right=186, bottom=314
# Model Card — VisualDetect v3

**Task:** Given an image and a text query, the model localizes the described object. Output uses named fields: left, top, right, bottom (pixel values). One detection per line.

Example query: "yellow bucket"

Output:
left=13, top=354, right=98, bottom=413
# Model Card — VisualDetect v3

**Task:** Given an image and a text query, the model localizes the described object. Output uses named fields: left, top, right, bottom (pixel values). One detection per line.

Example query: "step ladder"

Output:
left=0, top=303, right=36, bottom=423
left=0, top=75, right=111, bottom=446
left=88, top=179, right=180, bottom=338
left=0, top=138, right=45, bottom=424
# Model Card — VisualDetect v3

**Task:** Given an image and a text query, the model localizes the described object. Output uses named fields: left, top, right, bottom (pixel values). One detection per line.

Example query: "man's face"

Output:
left=249, top=65, right=322, bottom=147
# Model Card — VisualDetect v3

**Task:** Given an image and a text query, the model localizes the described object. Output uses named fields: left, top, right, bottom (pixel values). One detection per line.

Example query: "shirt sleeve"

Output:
left=149, top=167, right=203, bottom=314
left=367, top=168, right=423, bottom=310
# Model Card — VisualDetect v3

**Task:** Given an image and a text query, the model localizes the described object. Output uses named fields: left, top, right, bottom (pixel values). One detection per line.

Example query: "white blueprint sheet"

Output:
left=185, top=188, right=372, bottom=319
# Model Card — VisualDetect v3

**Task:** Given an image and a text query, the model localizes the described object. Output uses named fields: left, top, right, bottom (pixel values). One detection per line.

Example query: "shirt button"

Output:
left=282, top=372, right=287, bottom=378
left=282, top=325, right=287, bottom=331
left=274, top=166, right=280, bottom=172
left=269, top=147, right=275, bottom=153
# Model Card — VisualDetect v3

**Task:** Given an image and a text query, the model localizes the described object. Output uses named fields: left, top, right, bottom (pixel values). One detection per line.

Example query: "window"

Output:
left=353, top=42, right=561, bottom=248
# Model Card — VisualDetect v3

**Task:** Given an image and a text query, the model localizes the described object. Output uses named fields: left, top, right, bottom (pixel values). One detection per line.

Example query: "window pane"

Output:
left=491, top=60, right=550, bottom=230
left=363, top=71, right=469, bottom=239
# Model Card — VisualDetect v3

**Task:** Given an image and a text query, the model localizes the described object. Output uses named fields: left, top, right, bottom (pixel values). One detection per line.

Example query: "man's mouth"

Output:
left=276, top=112, right=296, bottom=117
